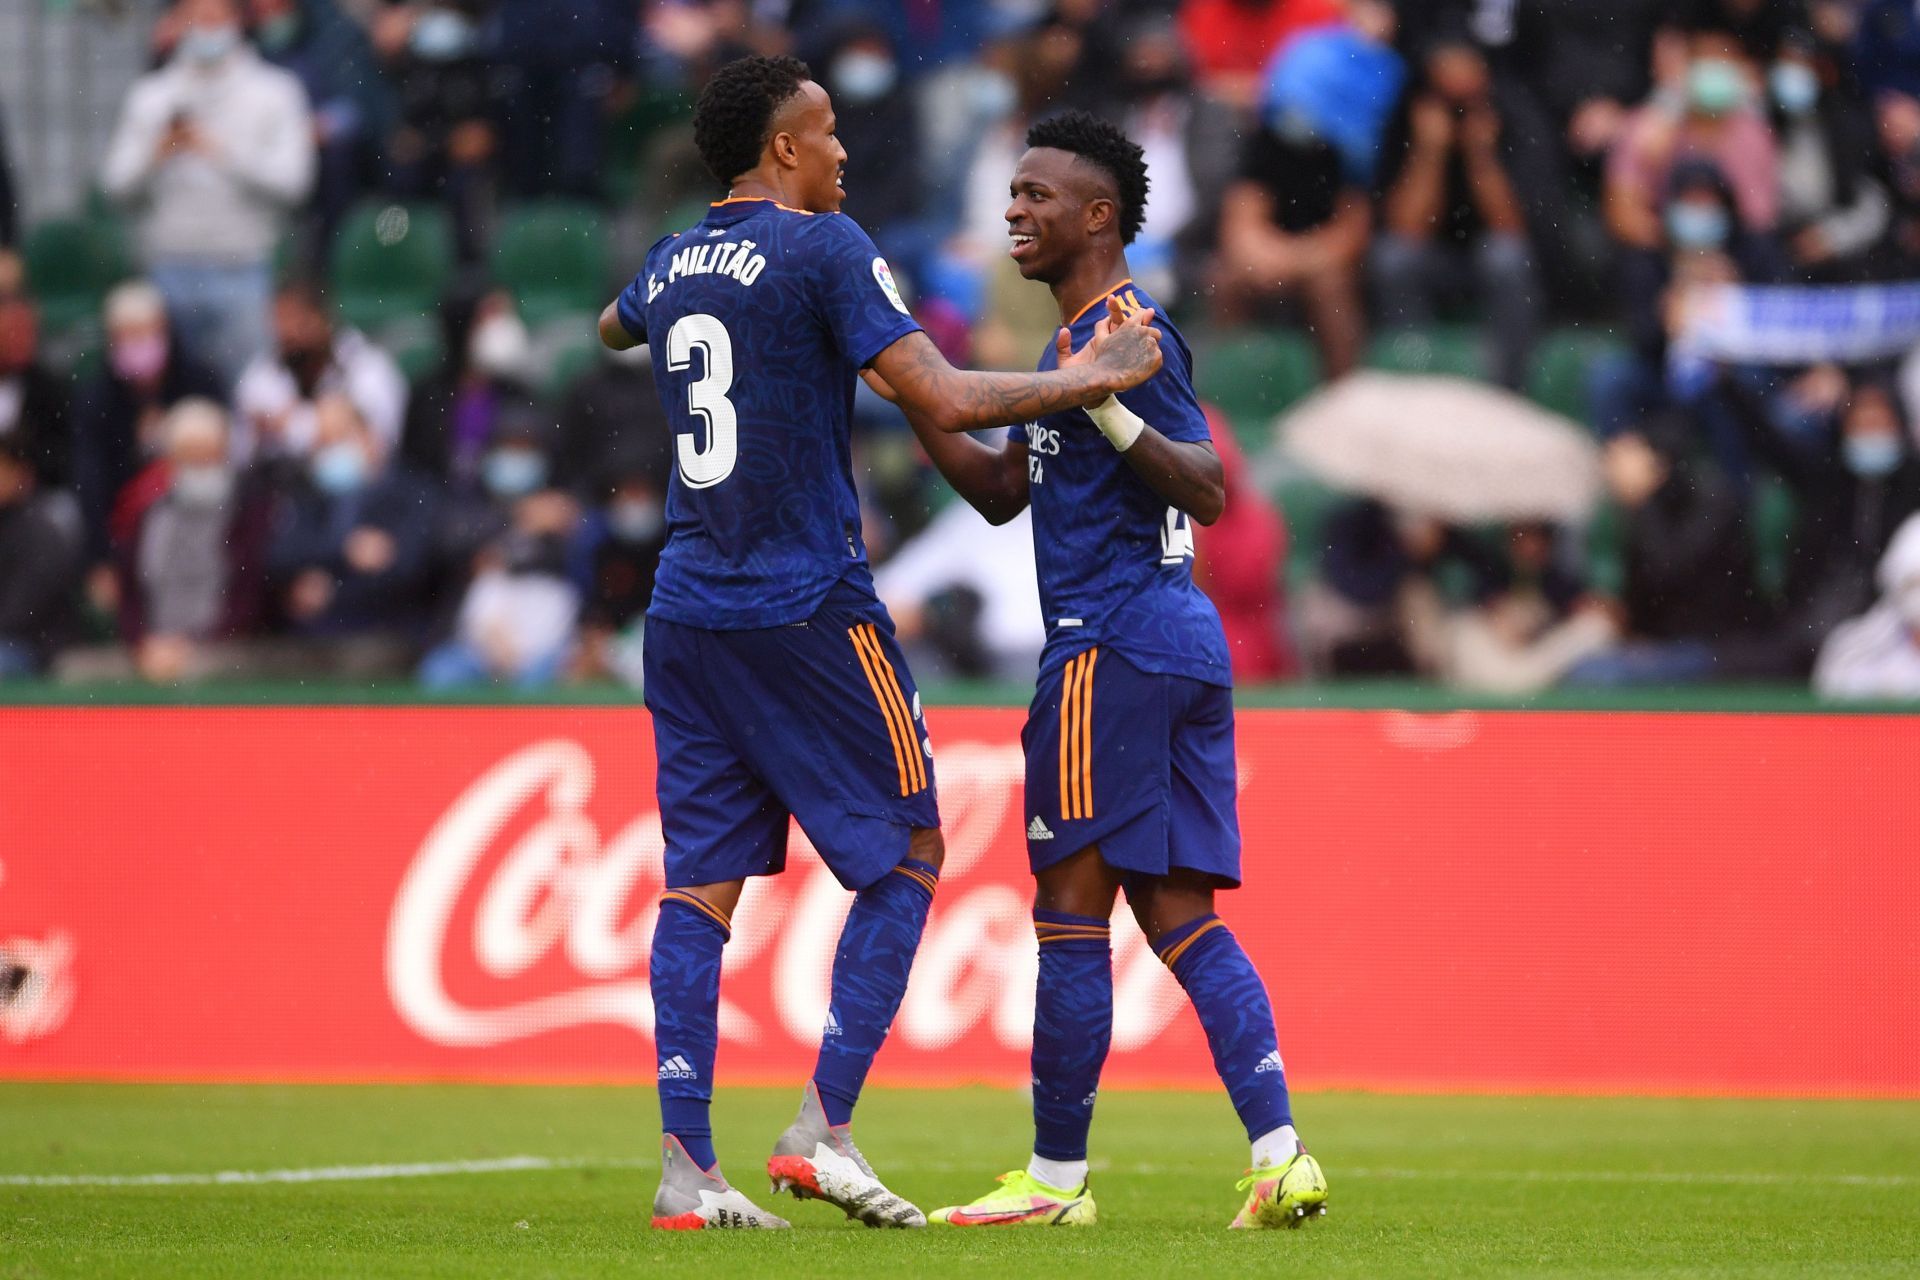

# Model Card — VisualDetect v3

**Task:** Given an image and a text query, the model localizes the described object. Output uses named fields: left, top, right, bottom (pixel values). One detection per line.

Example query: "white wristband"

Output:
left=1086, top=396, right=1145, bottom=452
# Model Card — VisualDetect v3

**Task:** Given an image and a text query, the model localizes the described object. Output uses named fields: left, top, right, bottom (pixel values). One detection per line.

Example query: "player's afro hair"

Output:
left=1025, top=110, right=1150, bottom=246
left=693, top=55, right=814, bottom=188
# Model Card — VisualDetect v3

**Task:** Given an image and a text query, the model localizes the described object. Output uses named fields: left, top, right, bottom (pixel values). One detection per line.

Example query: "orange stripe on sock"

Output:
left=891, top=865, right=939, bottom=895
left=1157, top=918, right=1226, bottom=969
left=660, top=890, right=732, bottom=934
left=863, top=626, right=926, bottom=793
left=850, top=625, right=913, bottom=796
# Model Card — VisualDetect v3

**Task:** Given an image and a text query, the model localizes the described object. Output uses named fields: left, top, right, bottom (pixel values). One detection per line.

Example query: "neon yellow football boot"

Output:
left=927, top=1170, right=1097, bottom=1227
left=1229, top=1147, right=1328, bottom=1229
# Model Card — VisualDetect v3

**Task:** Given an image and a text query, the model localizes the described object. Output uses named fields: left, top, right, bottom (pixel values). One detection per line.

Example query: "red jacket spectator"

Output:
left=1194, top=409, right=1298, bottom=681
left=1179, top=0, right=1344, bottom=103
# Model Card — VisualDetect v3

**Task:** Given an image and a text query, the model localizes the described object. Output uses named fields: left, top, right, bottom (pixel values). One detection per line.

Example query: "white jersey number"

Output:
left=667, top=313, right=738, bottom=488
left=1161, top=507, right=1195, bottom=564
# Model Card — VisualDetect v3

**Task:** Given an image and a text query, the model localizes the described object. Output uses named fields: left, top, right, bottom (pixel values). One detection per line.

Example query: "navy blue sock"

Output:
left=1031, top=909, right=1113, bottom=1163
left=811, top=858, right=938, bottom=1127
left=651, top=891, right=731, bottom=1171
left=1156, top=915, right=1293, bottom=1142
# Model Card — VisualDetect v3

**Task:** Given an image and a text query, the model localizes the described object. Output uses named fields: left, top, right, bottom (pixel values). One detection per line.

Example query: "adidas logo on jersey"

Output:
left=823, top=1010, right=843, bottom=1038
left=658, top=1055, right=698, bottom=1081
left=1255, top=1051, right=1285, bottom=1074
left=1028, top=816, right=1054, bottom=841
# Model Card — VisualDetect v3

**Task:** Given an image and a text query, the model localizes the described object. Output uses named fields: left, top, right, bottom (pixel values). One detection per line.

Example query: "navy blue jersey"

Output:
left=1010, top=281, right=1233, bottom=687
left=615, top=198, right=921, bottom=629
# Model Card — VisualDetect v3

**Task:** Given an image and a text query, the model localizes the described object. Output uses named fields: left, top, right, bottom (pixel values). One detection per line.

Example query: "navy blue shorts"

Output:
left=644, top=583, right=940, bottom=892
left=1022, top=647, right=1241, bottom=888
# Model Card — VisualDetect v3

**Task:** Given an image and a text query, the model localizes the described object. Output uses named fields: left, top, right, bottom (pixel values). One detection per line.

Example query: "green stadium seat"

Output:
left=1194, top=328, right=1321, bottom=449
left=1527, top=328, right=1625, bottom=426
left=1364, top=324, right=1485, bottom=380
left=1270, top=470, right=1345, bottom=587
left=21, top=216, right=133, bottom=338
left=1750, top=476, right=1798, bottom=603
left=329, top=201, right=455, bottom=333
left=492, top=202, right=610, bottom=328
left=1583, top=500, right=1625, bottom=598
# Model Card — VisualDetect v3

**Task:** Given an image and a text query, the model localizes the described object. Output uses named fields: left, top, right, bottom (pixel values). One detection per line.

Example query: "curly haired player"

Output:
left=600, top=61, right=1165, bottom=1231
left=870, top=110, right=1330, bottom=1231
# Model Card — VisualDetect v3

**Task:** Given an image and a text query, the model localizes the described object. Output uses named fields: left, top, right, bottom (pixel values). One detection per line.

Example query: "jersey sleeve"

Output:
left=1116, top=319, right=1211, bottom=444
left=613, top=272, right=647, bottom=343
left=808, top=215, right=923, bottom=369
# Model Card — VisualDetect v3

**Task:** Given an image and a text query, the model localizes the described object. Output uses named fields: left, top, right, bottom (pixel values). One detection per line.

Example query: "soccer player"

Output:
left=874, top=112, right=1329, bottom=1230
left=598, top=62, right=1166, bottom=1231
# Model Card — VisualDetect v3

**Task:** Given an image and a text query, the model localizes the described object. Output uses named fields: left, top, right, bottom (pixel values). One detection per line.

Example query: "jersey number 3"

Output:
left=667, top=313, right=738, bottom=488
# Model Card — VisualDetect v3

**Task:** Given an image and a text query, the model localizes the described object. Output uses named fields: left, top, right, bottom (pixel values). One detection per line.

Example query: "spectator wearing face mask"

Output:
left=810, top=20, right=928, bottom=275
left=401, top=284, right=543, bottom=490
left=100, top=0, right=316, bottom=391
left=1814, top=511, right=1920, bottom=698
left=372, top=0, right=500, bottom=263
left=568, top=454, right=664, bottom=682
left=267, top=390, right=438, bottom=638
left=0, top=437, right=78, bottom=678
left=417, top=424, right=580, bottom=689
left=110, top=398, right=275, bottom=680
left=71, top=281, right=225, bottom=589
left=1766, top=29, right=1892, bottom=282
left=234, top=278, right=408, bottom=463
left=1605, top=23, right=1780, bottom=254
left=1717, top=374, right=1920, bottom=677
left=0, top=258, right=68, bottom=492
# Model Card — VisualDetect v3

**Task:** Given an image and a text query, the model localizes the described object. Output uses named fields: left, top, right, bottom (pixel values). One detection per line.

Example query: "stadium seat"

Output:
left=1270, top=470, right=1344, bottom=587
left=329, top=200, right=455, bottom=333
left=492, top=202, right=610, bottom=328
left=1527, top=328, right=1625, bottom=426
left=1194, top=328, right=1321, bottom=449
left=1750, top=476, right=1799, bottom=602
left=1364, top=324, right=1485, bottom=380
left=1583, top=501, right=1625, bottom=598
left=20, top=216, right=133, bottom=339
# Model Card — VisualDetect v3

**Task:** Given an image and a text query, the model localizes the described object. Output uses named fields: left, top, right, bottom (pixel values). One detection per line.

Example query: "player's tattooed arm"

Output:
left=866, top=311, right=1162, bottom=435
left=1061, top=298, right=1226, bottom=525
left=598, top=301, right=641, bottom=352
left=864, top=369, right=1031, bottom=524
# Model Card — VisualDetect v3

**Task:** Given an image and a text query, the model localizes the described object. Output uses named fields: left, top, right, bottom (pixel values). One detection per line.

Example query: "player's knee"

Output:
left=1127, top=875, right=1216, bottom=946
left=907, top=825, right=945, bottom=873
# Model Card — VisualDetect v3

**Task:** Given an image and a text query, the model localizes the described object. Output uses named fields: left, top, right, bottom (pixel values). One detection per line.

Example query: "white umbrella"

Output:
left=1277, top=372, right=1603, bottom=523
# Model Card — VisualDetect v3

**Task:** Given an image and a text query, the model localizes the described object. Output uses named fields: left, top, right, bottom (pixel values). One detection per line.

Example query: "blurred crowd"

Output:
left=2, top=0, right=1920, bottom=697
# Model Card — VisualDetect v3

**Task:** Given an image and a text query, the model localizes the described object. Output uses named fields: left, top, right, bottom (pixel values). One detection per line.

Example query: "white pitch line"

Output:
left=0, top=1158, right=1910, bottom=1191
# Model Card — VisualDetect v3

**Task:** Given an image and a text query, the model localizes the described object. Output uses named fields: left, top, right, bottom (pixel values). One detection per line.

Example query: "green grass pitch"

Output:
left=2, top=1084, right=1916, bottom=1278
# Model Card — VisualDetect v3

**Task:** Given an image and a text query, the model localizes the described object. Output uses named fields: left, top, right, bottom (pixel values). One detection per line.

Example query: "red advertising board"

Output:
left=0, top=707, right=1914, bottom=1095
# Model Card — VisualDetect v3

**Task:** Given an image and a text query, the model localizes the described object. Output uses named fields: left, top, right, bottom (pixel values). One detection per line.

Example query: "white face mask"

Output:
left=179, top=24, right=241, bottom=66
left=469, top=313, right=532, bottom=381
left=172, top=463, right=234, bottom=508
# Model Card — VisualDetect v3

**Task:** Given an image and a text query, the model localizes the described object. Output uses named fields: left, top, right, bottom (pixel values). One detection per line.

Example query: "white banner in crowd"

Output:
left=1678, top=282, right=1920, bottom=365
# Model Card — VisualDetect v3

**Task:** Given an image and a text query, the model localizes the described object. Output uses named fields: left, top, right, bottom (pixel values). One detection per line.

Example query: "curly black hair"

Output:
left=1025, top=110, right=1150, bottom=245
left=693, top=54, right=815, bottom=188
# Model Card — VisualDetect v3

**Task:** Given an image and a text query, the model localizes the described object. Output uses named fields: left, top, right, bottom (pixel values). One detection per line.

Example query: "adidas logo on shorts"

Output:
left=823, top=1011, right=843, bottom=1037
left=1255, top=1050, right=1285, bottom=1074
left=1028, top=816, right=1054, bottom=841
left=658, top=1055, right=698, bottom=1081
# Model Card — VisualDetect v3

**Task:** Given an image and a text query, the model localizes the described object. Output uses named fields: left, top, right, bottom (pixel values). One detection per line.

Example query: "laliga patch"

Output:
left=873, top=257, right=910, bottom=315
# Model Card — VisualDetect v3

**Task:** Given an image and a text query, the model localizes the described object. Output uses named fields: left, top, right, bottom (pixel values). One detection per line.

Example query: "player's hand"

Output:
left=1081, top=301, right=1162, bottom=392
left=859, top=367, right=901, bottom=404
